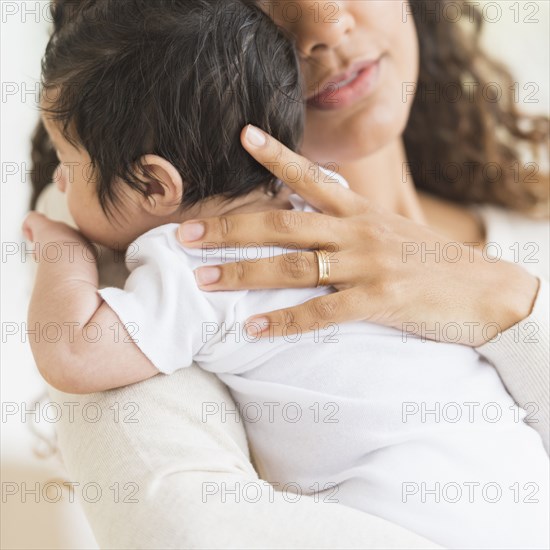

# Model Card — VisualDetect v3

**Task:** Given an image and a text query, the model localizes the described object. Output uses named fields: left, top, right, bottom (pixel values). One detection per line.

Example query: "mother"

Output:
left=31, top=0, right=549, bottom=548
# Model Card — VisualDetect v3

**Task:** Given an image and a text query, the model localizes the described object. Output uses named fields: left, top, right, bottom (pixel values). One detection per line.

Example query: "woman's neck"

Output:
left=336, top=138, right=486, bottom=243
left=337, top=138, right=427, bottom=224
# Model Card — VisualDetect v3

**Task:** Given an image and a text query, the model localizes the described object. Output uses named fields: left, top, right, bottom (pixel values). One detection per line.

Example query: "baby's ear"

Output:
left=136, top=155, right=183, bottom=216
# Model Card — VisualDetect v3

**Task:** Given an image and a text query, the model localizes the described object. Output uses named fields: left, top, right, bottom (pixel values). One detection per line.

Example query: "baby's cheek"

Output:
left=66, top=192, right=111, bottom=246
left=66, top=192, right=83, bottom=230
left=54, top=164, right=67, bottom=193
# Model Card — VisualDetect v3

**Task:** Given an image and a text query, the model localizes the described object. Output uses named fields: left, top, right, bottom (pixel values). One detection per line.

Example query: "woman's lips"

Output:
left=306, top=57, right=384, bottom=111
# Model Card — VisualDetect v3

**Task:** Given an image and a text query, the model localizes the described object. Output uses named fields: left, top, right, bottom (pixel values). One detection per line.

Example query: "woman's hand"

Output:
left=177, top=126, right=539, bottom=347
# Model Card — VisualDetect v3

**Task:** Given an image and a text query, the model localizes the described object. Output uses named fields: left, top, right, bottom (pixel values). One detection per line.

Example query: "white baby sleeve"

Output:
left=98, top=225, right=210, bottom=375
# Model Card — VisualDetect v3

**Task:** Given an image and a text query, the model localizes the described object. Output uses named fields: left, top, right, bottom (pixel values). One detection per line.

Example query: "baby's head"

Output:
left=40, top=0, right=304, bottom=248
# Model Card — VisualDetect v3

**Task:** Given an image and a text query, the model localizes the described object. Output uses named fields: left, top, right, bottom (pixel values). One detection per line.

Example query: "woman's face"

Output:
left=262, top=0, right=419, bottom=164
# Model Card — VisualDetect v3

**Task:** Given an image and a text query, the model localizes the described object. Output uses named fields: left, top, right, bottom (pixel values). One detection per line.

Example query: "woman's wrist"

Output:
left=482, top=261, right=540, bottom=340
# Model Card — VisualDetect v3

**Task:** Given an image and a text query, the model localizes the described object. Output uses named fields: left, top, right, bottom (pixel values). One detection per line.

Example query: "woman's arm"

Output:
left=48, top=364, right=442, bottom=550
left=477, top=279, right=549, bottom=451
left=472, top=205, right=550, bottom=452
left=24, top=212, right=158, bottom=393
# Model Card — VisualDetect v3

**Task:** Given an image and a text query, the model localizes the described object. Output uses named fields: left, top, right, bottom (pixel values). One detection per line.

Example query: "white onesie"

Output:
left=99, top=175, right=549, bottom=550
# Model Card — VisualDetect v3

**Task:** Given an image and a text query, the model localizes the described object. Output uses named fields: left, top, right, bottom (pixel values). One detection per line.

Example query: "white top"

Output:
left=98, top=183, right=549, bottom=550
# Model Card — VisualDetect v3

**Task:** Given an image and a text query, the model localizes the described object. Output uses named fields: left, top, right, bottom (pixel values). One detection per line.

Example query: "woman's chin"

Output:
left=303, top=80, right=412, bottom=165
left=303, top=109, right=409, bottom=166
left=303, top=129, right=401, bottom=166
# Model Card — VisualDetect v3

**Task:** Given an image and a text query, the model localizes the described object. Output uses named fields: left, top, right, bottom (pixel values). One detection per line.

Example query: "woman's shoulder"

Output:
left=473, top=203, right=548, bottom=243
left=472, top=204, right=549, bottom=279
left=419, top=191, right=549, bottom=279
left=418, top=191, right=485, bottom=243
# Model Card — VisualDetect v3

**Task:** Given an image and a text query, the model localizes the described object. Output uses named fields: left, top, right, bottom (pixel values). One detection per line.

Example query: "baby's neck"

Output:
left=116, top=184, right=296, bottom=252
left=170, top=184, right=295, bottom=223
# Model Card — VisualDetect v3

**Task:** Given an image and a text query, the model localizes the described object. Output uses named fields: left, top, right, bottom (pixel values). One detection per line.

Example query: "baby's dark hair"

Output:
left=41, top=0, right=304, bottom=217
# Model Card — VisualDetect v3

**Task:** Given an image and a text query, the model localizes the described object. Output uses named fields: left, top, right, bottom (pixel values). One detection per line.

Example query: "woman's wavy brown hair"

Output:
left=404, top=0, right=548, bottom=216
left=31, top=0, right=549, bottom=216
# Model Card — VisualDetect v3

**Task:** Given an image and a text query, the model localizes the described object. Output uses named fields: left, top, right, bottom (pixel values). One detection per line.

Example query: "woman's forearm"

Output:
left=48, top=368, right=443, bottom=550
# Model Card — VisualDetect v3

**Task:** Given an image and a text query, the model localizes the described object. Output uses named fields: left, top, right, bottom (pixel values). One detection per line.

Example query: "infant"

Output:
left=31, top=1, right=549, bottom=549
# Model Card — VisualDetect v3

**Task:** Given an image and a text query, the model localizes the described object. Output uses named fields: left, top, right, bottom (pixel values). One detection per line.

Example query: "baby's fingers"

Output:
left=22, top=211, right=76, bottom=241
left=22, top=212, right=50, bottom=242
left=22, top=212, right=90, bottom=263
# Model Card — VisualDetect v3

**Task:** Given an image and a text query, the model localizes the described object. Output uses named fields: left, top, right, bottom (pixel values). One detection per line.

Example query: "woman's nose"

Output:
left=293, top=1, right=355, bottom=56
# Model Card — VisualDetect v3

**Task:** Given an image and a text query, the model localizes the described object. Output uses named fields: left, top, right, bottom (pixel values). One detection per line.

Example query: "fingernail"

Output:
left=246, top=317, right=270, bottom=336
left=178, top=222, right=205, bottom=242
left=195, top=266, right=221, bottom=286
left=245, top=125, right=267, bottom=148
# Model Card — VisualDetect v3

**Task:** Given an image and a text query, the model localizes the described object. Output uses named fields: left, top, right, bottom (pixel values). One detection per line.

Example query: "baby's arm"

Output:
left=24, top=212, right=158, bottom=394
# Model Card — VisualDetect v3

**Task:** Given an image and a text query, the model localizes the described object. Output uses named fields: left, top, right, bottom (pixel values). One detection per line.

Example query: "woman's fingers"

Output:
left=178, top=210, right=346, bottom=250
left=195, top=249, right=344, bottom=291
left=241, top=125, right=364, bottom=217
left=243, top=289, right=370, bottom=339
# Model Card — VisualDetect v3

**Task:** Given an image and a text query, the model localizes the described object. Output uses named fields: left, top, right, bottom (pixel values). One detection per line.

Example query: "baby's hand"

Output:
left=22, top=212, right=94, bottom=261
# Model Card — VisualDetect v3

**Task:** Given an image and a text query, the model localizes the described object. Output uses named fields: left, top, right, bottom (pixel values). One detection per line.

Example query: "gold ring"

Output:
left=315, top=250, right=331, bottom=287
